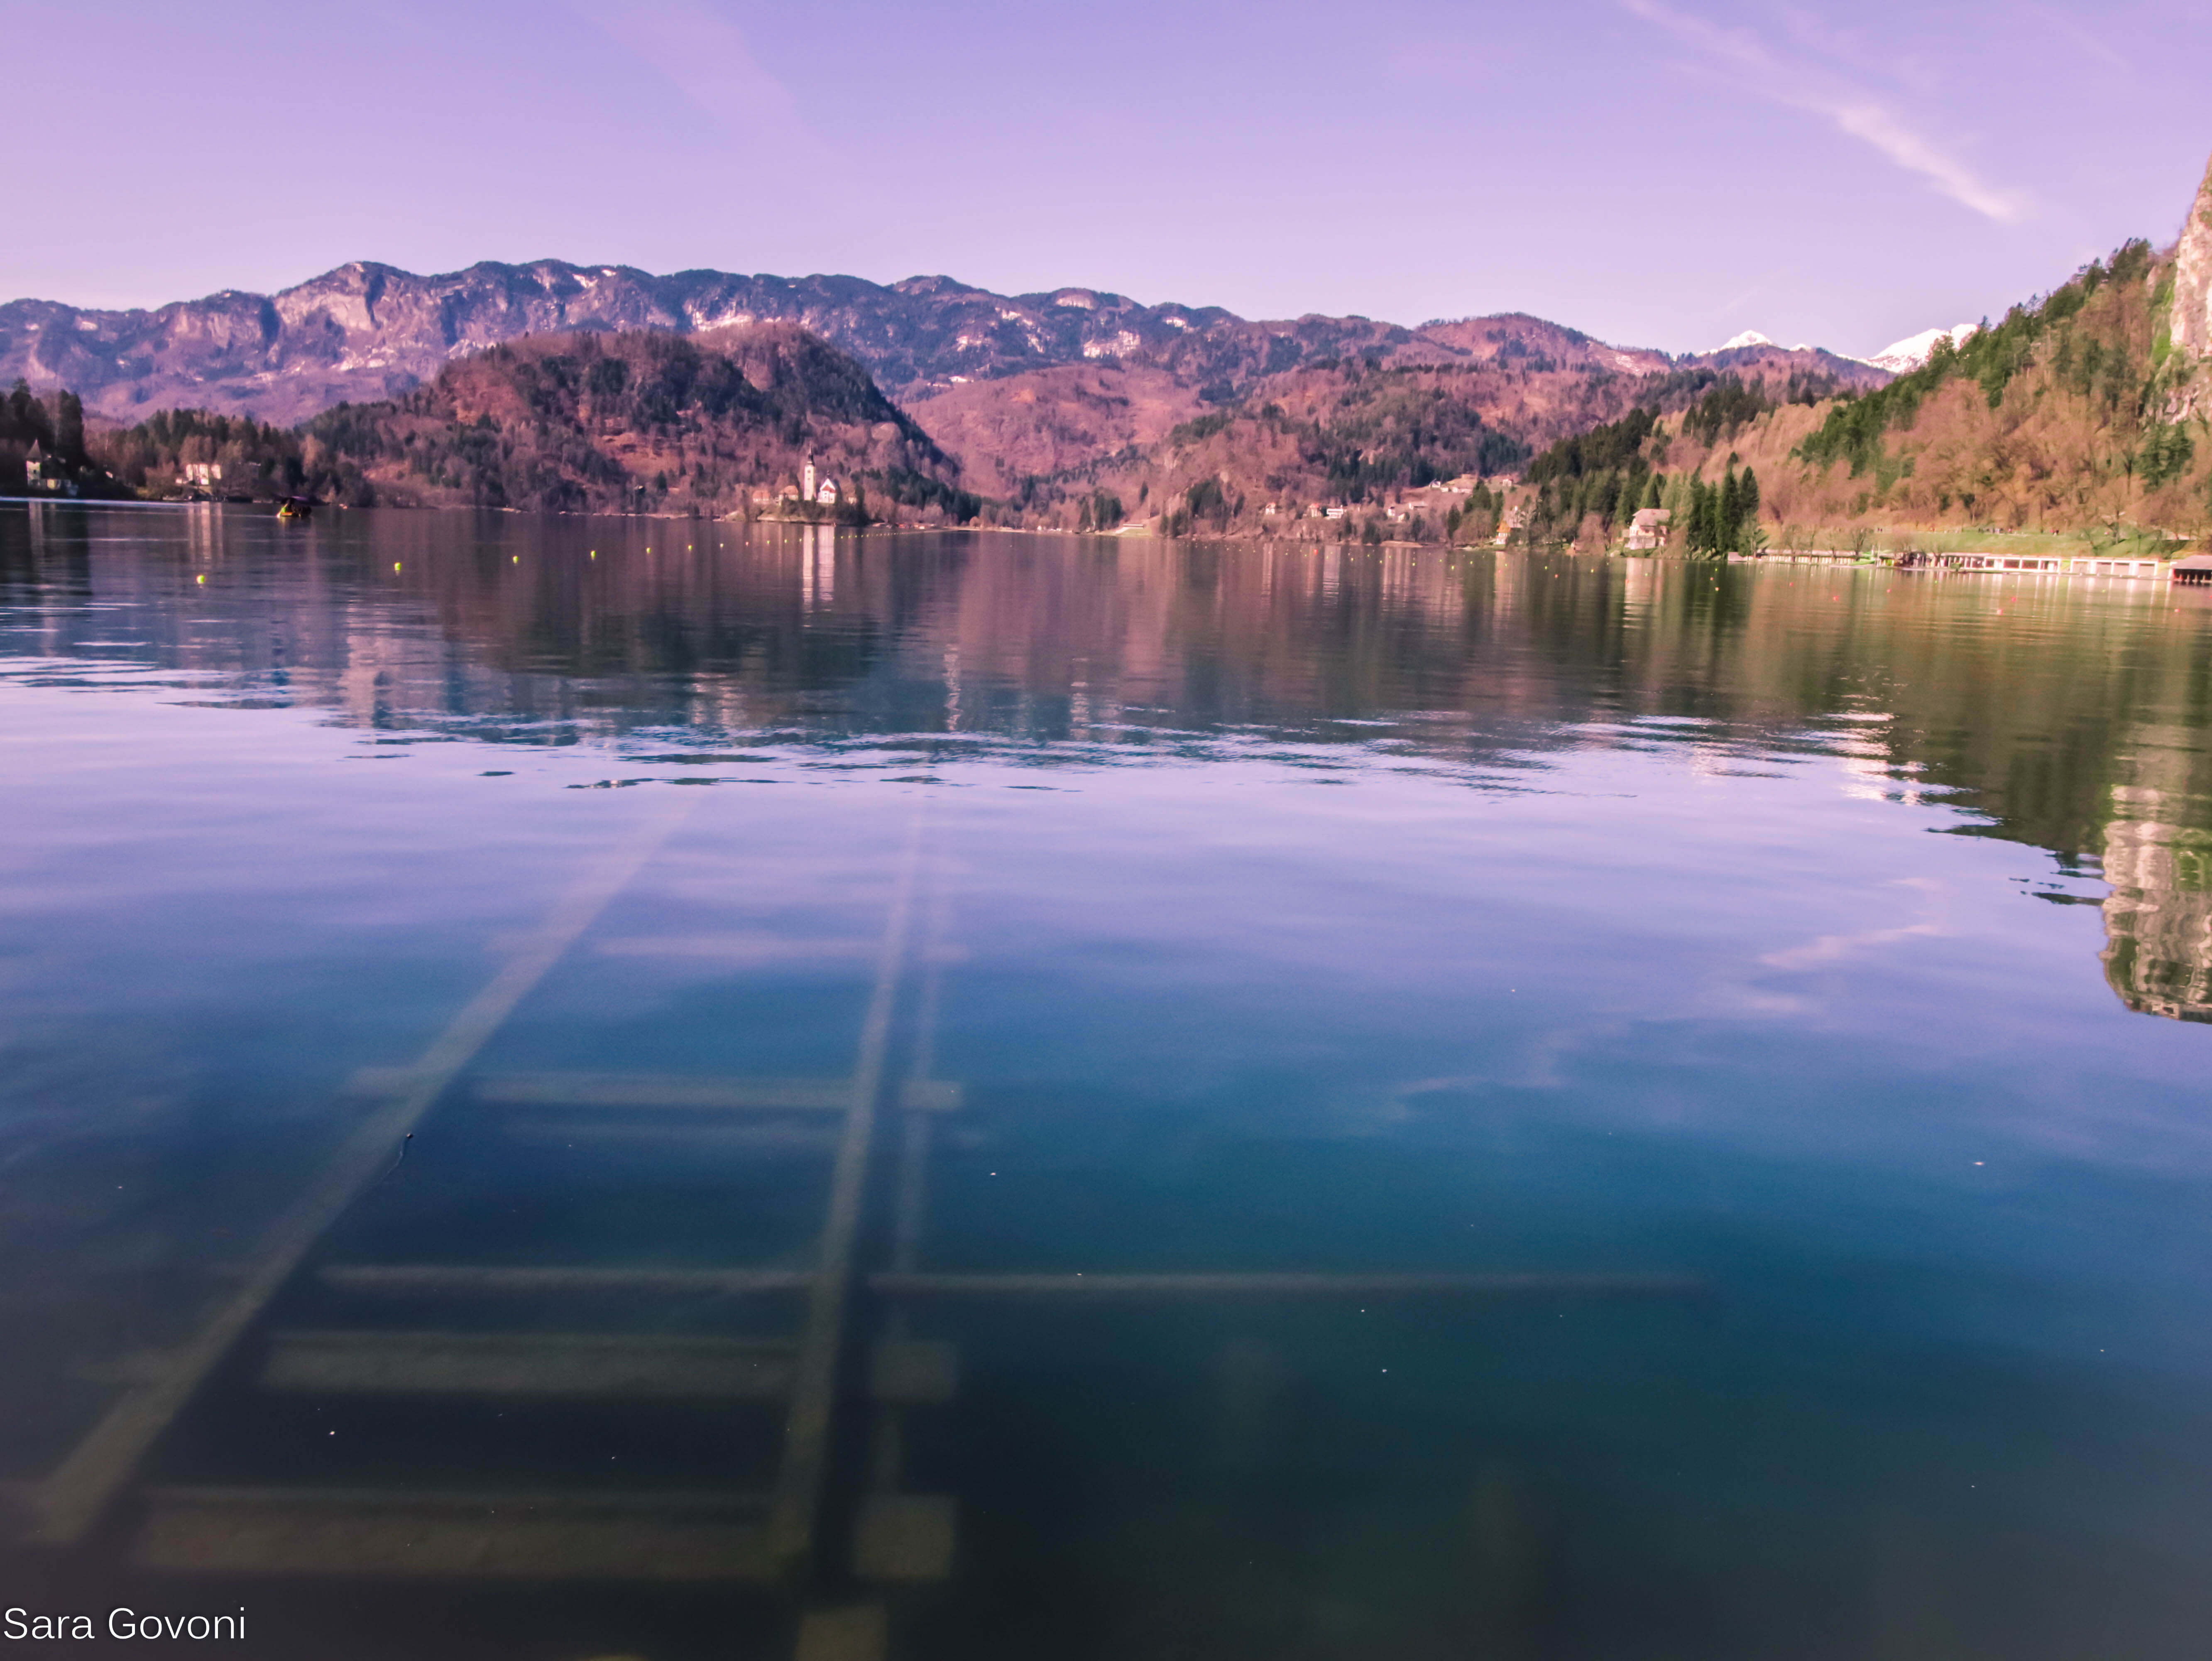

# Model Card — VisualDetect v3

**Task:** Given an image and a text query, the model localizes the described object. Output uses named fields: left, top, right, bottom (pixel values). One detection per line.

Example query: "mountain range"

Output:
left=1708, top=326, right=1973, bottom=375
left=0, top=259, right=1902, bottom=531
left=15, top=146, right=2210, bottom=549
left=0, top=258, right=1889, bottom=431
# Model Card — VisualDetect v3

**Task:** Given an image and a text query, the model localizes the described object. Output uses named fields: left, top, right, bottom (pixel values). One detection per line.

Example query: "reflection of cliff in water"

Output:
left=2100, top=735, right=2212, bottom=1023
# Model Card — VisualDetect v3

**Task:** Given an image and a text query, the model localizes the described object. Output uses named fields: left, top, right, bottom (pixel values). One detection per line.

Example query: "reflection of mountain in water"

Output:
left=9, top=506, right=2212, bottom=1022
left=2100, top=740, right=2212, bottom=1023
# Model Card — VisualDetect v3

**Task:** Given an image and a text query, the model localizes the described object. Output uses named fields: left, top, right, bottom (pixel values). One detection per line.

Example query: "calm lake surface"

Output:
left=4, top=502, right=2212, bottom=1659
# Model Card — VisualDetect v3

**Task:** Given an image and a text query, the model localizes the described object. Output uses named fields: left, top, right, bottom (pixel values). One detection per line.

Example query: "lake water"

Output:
left=4, top=502, right=2211, bottom=1659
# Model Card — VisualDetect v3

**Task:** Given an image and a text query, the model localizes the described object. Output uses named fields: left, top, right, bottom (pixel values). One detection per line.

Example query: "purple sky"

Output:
left=7, top=0, right=2208, bottom=358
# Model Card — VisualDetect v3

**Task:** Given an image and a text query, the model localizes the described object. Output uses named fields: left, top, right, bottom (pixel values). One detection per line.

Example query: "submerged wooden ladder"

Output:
left=16, top=800, right=1703, bottom=1661
left=15, top=804, right=970, bottom=1657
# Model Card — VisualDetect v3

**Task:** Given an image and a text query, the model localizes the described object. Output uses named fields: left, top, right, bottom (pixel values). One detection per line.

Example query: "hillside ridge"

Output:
left=86, top=323, right=976, bottom=519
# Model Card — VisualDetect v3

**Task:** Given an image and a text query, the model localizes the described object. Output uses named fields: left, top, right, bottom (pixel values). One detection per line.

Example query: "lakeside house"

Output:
left=1625, top=508, right=1672, bottom=551
left=24, top=441, right=69, bottom=493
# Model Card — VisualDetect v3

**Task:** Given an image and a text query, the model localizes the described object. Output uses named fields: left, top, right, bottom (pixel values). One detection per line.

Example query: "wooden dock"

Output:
left=1740, top=548, right=2175, bottom=578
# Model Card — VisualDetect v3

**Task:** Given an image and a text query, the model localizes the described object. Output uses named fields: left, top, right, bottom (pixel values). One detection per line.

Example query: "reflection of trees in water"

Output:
left=13, top=513, right=2212, bottom=1017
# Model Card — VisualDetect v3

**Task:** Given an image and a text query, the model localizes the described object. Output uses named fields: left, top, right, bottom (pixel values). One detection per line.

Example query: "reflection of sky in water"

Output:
left=3, top=505, right=2212, bottom=1659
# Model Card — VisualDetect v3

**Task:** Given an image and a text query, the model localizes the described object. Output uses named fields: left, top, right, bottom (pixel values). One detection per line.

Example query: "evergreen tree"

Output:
left=1612, top=474, right=1639, bottom=525
left=1642, top=473, right=1663, bottom=511
left=1719, top=467, right=1741, bottom=552
left=7, top=378, right=54, bottom=451
left=56, top=392, right=86, bottom=466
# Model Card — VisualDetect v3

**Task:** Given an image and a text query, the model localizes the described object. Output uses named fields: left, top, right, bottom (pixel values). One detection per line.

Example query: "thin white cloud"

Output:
left=1824, top=101, right=2030, bottom=223
left=1775, top=5, right=1941, bottom=95
left=1759, top=878, right=1948, bottom=971
left=1620, top=0, right=2033, bottom=225
left=2026, top=3, right=2128, bottom=73
left=567, top=1, right=830, bottom=165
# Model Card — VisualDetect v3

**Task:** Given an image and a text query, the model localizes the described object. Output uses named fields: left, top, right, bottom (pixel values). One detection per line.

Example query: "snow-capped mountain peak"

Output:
left=1865, top=324, right=1976, bottom=375
left=1715, top=330, right=1774, bottom=351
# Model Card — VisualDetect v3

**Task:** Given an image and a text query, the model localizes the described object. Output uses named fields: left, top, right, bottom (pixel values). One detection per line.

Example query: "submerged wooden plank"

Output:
left=261, top=1330, right=797, bottom=1399
left=868, top=1341, right=957, bottom=1405
left=316, top=1267, right=1701, bottom=1303
left=474, top=1073, right=851, bottom=1113
left=867, top=1271, right=1705, bottom=1299
left=852, top=1494, right=956, bottom=1583
left=318, top=1265, right=815, bottom=1297
left=771, top=827, right=921, bottom=1569
left=795, top=1605, right=888, bottom=1661
left=595, top=933, right=875, bottom=962
left=896, top=1079, right=964, bottom=1113
left=504, top=1118, right=842, bottom=1151
left=135, top=1486, right=779, bottom=1581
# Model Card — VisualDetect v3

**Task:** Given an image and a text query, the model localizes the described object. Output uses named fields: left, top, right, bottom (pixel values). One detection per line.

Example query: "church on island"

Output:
left=756, top=460, right=842, bottom=513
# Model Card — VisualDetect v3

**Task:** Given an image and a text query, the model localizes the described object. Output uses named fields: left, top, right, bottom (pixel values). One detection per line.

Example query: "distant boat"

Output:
left=275, top=496, right=314, bottom=521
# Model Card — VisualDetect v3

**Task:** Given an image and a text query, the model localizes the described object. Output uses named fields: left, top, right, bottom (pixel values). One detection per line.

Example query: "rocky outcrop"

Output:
left=2167, top=149, right=2212, bottom=416
left=2172, top=151, right=2212, bottom=358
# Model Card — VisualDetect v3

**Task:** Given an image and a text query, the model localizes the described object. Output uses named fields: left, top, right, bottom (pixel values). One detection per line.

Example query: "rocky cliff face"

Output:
left=2167, top=149, right=2212, bottom=414
left=0, top=259, right=1886, bottom=429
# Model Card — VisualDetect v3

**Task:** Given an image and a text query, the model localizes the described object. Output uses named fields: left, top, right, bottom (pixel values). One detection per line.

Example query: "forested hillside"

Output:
left=1603, top=203, right=2212, bottom=554
left=1499, top=215, right=2212, bottom=556
left=1779, top=238, right=2205, bottom=534
left=91, top=326, right=980, bottom=520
